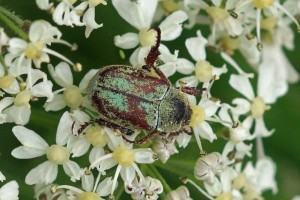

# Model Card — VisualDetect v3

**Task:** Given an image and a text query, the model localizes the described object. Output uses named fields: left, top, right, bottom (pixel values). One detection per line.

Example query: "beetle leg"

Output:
left=122, top=131, right=160, bottom=144
left=181, top=86, right=206, bottom=96
left=74, top=118, right=134, bottom=136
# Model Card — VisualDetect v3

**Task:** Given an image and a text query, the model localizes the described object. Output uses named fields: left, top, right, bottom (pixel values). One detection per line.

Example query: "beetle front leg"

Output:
left=142, top=27, right=170, bottom=82
left=181, top=86, right=206, bottom=96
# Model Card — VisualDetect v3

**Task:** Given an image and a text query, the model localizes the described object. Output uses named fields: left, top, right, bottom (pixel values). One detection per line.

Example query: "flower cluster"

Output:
left=0, top=0, right=300, bottom=199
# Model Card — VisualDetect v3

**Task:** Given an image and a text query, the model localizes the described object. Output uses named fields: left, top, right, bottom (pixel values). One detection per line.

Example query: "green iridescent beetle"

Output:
left=78, top=27, right=204, bottom=144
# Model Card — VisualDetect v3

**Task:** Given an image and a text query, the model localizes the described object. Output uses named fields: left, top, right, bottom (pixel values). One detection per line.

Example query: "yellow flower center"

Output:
left=250, top=97, right=270, bottom=118
left=195, top=60, right=213, bottom=82
left=46, top=145, right=70, bottom=165
left=244, top=189, right=264, bottom=200
left=189, top=104, right=205, bottom=127
left=63, top=85, right=83, bottom=110
left=113, top=146, right=135, bottom=167
left=252, top=0, right=275, bottom=9
left=261, top=17, right=277, bottom=31
left=233, top=173, right=246, bottom=190
left=161, top=0, right=180, bottom=13
left=88, top=0, right=107, bottom=7
left=85, top=125, right=109, bottom=147
left=14, top=90, right=31, bottom=108
left=220, top=36, right=240, bottom=55
left=69, top=0, right=78, bottom=4
left=25, top=42, right=43, bottom=59
left=206, top=7, right=229, bottom=23
left=0, top=75, right=15, bottom=89
left=78, top=192, right=102, bottom=200
left=139, top=28, right=157, bottom=47
left=215, top=192, right=233, bottom=200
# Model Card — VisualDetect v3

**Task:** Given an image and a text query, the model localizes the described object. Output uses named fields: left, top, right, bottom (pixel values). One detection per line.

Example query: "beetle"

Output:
left=77, top=27, right=205, bottom=144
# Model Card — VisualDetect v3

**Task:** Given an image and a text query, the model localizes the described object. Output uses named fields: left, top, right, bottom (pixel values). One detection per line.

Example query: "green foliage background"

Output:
left=0, top=1, right=300, bottom=199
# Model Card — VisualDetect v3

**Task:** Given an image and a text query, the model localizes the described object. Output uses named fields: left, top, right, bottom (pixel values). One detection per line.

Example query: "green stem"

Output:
left=0, top=6, right=23, bottom=27
left=0, top=54, right=8, bottom=72
left=146, top=165, right=172, bottom=199
left=0, top=7, right=28, bottom=40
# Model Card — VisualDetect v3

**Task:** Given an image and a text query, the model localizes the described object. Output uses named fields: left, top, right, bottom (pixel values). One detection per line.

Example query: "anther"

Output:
left=50, top=185, right=57, bottom=193
left=71, top=43, right=78, bottom=51
left=257, top=43, right=263, bottom=51
left=232, top=121, right=239, bottom=128
left=179, top=177, right=188, bottom=184
left=246, top=33, right=255, bottom=40
left=200, top=151, right=207, bottom=157
left=73, top=63, right=82, bottom=72
left=152, top=153, right=159, bottom=160
left=229, top=11, right=238, bottom=19
left=84, top=168, right=92, bottom=175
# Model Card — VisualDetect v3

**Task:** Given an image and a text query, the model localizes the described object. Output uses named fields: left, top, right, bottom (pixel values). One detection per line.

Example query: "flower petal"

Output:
left=12, top=126, right=48, bottom=149
left=185, top=30, right=207, bottom=61
left=25, top=161, right=57, bottom=185
left=63, top=161, right=82, bottom=182
left=114, top=32, right=139, bottom=49
left=134, top=148, right=155, bottom=164
left=0, top=181, right=19, bottom=200
left=112, top=0, right=158, bottom=29
left=229, top=74, right=255, bottom=100
left=159, top=10, right=188, bottom=41
left=11, top=146, right=46, bottom=159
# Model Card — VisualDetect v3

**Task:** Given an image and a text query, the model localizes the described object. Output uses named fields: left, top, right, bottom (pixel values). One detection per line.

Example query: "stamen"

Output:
left=56, top=185, right=84, bottom=194
left=193, top=128, right=204, bottom=154
left=89, top=153, right=113, bottom=169
left=205, top=117, right=236, bottom=127
left=132, top=163, right=146, bottom=183
left=184, top=178, right=214, bottom=200
left=221, top=52, right=254, bottom=78
left=256, top=137, right=265, bottom=159
left=256, top=8, right=262, bottom=51
left=111, top=165, right=122, bottom=196
left=274, top=2, right=300, bottom=31
left=93, top=172, right=101, bottom=192
left=43, top=47, right=74, bottom=65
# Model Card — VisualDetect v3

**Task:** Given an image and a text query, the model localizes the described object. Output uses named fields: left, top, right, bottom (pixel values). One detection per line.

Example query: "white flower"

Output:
left=0, top=180, right=19, bottom=200
left=201, top=0, right=244, bottom=38
left=89, top=133, right=156, bottom=196
left=189, top=95, right=220, bottom=143
left=126, top=176, right=163, bottom=200
left=113, top=0, right=188, bottom=67
left=165, top=186, right=192, bottom=200
left=152, top=135, right=178, bottom=163
left=53, top=171, right=115, bottom=199
left=51, top=0, right=105, bottom=37
left=35, top=0, right=53, bottom=10
left=244, top=157, right=278, bottom=194
left=11, top=126, right=82, bottom=185
left=5, top=20, right=75, bottom=70
left=229, top=73, right=275, bottom=138
left=176, top=30, right=227, bottom=87
left=2, top=68, right=53, bottom=125
left=44, top=62, right=97, bottom=111
left=203, top=167, right=243, bottom=199
left=194, top=152, right=223, bottom=185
